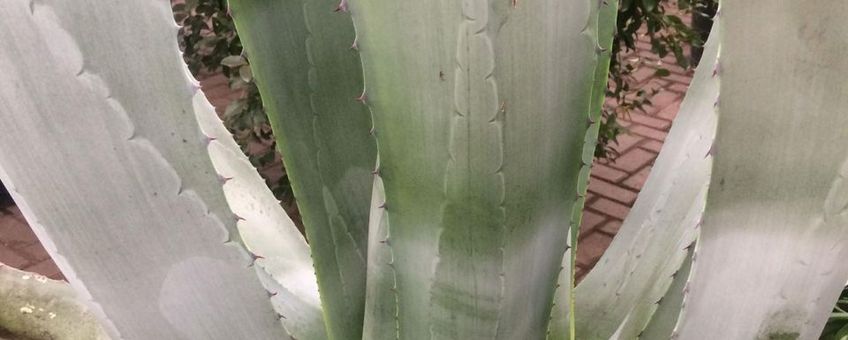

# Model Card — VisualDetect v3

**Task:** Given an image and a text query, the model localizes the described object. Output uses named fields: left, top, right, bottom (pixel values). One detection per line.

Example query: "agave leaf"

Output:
left=676, top=2, right=848, bottom=338
left=566, top=17, right=721, bottom=340
left=636, top=246, right=694, bottom=339
left=0, top=1, right=313, bottom=338
left=193, top=94, right=327, bottom=339
left=361, top=160, right=398, bottom=338
left=0, top=263, right=109, bottom=340
left=228, top=1, right=377, bottom=338
left=349, top=0, right=605, bottom=338
left=546, top=0, right=619, bottom=338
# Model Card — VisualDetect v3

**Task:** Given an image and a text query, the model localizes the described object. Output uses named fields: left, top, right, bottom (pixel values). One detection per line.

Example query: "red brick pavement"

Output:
left=0, top=205, right=63, bottom=280
left=0, top=37, right=693, bottom=281
left=575, top=47, right=694, bottom=277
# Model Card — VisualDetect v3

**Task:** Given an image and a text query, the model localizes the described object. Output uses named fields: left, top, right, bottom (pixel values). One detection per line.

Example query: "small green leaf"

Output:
left=221, top=55, right=246, bottom=67
left=835, top=323, right=848, bottom=339
left=641, top=0, right=657, bottom=11
left=224, top=100, right=247, bottom=119
left=654, top=68, right=671, bottom=77
left=239, top=64, right=253, bottom=82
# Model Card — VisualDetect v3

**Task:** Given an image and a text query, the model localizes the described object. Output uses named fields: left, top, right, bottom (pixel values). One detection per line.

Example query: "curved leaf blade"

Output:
left=569, top=17, right=721, bottom=340
left=0, top=1, right=307, bottom=338
left=229, top=1, right=377, bottom=338
left=636, top=246, right=694, bottom=339
left=547, top=0, right=619, bottom=337
left=677, top=2, right=848, bottom=338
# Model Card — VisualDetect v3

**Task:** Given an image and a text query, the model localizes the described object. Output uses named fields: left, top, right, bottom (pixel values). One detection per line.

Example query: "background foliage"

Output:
left=597, top=0, right=708, bottom=158
left=822, top=286, right=848, bottom=339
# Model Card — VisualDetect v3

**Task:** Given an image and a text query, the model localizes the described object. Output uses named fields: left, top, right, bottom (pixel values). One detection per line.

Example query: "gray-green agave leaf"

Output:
left=229, top=1, right=377, bottom=338
left=676, top=2, right=848, bottom=338
left=0, top=1, right=317, bottom=338
left=349, top=0, right=610, bottom=338
left=566, top=16, right=721, bottom=340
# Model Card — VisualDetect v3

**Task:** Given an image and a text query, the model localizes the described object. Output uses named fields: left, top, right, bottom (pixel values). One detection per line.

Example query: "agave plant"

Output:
left=0, top=0, right=846, bottom=339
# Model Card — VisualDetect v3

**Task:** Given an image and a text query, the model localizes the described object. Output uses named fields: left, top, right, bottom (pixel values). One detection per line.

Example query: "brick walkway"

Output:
left=0, top=205, right=63, bottom=280
left=576, top=47, right=694, bottom=278
left=0, top=37, right=693, bottom=281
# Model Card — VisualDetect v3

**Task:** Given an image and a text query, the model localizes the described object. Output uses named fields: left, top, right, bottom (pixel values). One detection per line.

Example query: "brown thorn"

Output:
left=249, top=251, right=264, bottom=260
left=334, top=0, right=348, bottom=12
left=355, top=92, right=367, bottom=103
left=705, top=141, right=717, bottom=158
left=218, top=175, right=233, bottom=184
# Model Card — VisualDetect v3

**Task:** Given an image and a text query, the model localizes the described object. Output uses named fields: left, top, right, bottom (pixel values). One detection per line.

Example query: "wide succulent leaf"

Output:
left=349, top=0, right=607, bottom=338
left=636, top=247, right=694, bottom=339
left=0, top=0, right=317, bottom=338
left=676, top=2, right=848, bottom=338
left=547, top=0, right=619, bottom=337
left=565, top=17, right=721, bottom=340
left=194, top=90, right=327, bottom=339
left=228, top=1, right=377, bottom=338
